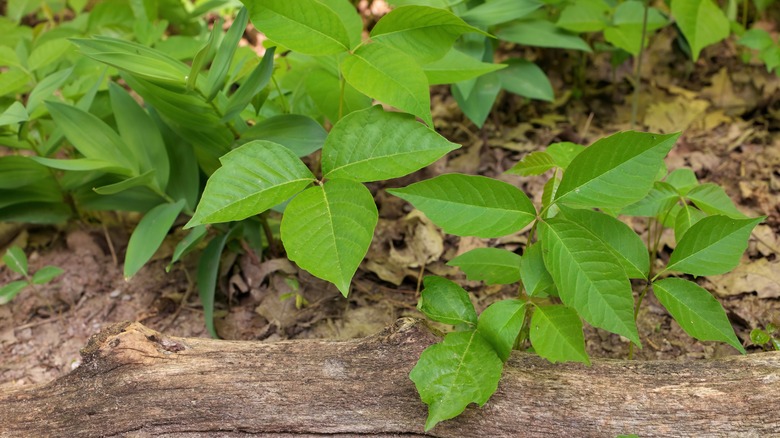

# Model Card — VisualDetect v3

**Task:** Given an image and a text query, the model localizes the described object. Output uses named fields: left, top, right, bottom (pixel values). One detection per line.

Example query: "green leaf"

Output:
left=423, top=49, right=506, bottom=85
left=388, top=174, right=536, bottom=238
left=686, top=183, right=746, bottom=219
left=671, top=0, right=730, bottom=61
left=410, top=330, right=503, bottom=431
left=45, top=101, right=137, bottom=173
left=665, top=215, right=764, bottom=276
left=167, top=225, right=207, bottom=272
left=124, top=200, right=185, bottom=279
left=28, top=39, right=71, bottom=72
left=539, top=219, right=640, bottom=345
left=498, top=59, right=554, bottom=101
left=530, top=304, right=590, bottom=364
left=653, top=278, right=745, bottom=353
left=0, top=102, right=28, bottom=127
left=418, top=276, right=477, bottom=326
left=621, top=181, right=679, bottom=217
left=322, top=106, right=459, bottom=182
left=303, top=67, right=372, bottom=123
left=341, top=43, right=432, bottom=126
left=557, top=2, right=609, bottom=33
left=0, top=156, right=49, bottom=189
left=555, top=131, right=680, bottom=209
left=240, top=114, right=327, bottom=157
left=546, top=142, right=586, bottom=169
left=206, top=7, right=249, bottom=100
left=558, top=207, right=650, bottom=279
left=93, top=170, right=157, bottom=195
left=496, top=20, right=592, bottom=52
left=452, top=70, right=501, bottom=128
left=280, top=179, right=378, bottom=296
left=0, top=281, right=28, bottom=305
left=31, top=266, right=64, bottom=285
left=448, top=248, right=522, bottom=285
left=541, top=174, right=561, bottom=216
left=188, top=16, right=221, bottom=91
left=242, top=0, right=352, bottom=55
left=460, top=0, right=543, bottom=27
left=505, top=151, right=555, bottom=176
left=0, top=69, right=30, bottom=96
left=26, top=67, right=72, bottom=116
left=109, top=83, right=170, bottom=191
left=187, top=141, right=316, bottom=226
left=665, top=168, right=699, bottom=195
left=520, top=242, right=556, bottom=297
left=603, top=26, right=646, bottom=56
left=222, top=46, right=275, bottom=121
left=674, top=204, right=706, bottom=240
left=371, top=5, right=486, bottom=63
left=198, top=226, right=241, bottom=338
left=28, top=157, right=131, bottom=175
left=3, top=246, right=28, bottom=276
left=477, top=299, right=526, bottom=361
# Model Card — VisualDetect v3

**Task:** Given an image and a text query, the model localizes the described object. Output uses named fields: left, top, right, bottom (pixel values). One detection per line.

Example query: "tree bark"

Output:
left=0, top=319, right=777, bottom=437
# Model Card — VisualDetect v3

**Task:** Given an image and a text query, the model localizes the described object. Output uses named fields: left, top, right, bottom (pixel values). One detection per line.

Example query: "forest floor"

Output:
left=1, top=24, right=779, bottom=391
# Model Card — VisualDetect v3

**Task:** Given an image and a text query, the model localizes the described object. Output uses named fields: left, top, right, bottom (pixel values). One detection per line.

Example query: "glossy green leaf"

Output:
left=546, top=142, right=586, bottom=169
left=460, top=0, right=542, bottom=27
left=555, top=131, right=679, bottom=209
left=498, top=59, right=554, bottom=101
left=240, top=114, right=327, bottom=157
left=505, top=151, right=555, bottom=176
left=671, top=0, right=730, bottom=60
left=31, top=266, right=64, bottom=285
left=477, top=299, right=526, bottom=361
left=410, top=330, right=503, bottom=431
left=418, top=276, right=477, bottom=326
left=686, top=183, right=746, bottom=219
left=452, top=70, right=501, bottom=128
left=124, top=200, right=185, bottom=278
left=3, top=246, right=27, bottom=276
left=665, top=168, right=699, bottom=195
left=530, top=304, right=590, bottom=364
left=665, top=215, right=764, bottom=276
left=93, top=170, right=157, bottom=195
left=558, top=207, right=650, bottom=278
left=371, top=6, right=486, bottom=63
left=388, top=174, right=536, bottom=238
left=496, top=20, right=592, bottom=52
left=0, top=281, right=28, bottom=305
left=322, top=106, right=459, bottom=182
left=222, top=46, right=275, bottom=121
left=448, top=248, right=522, bottom=285
left=281, top=179, right=378, bottom=296
left=673, top=204, right=706, bottom=241
left=187, top=141, right=316, bottom=226
left=621, top=181, right=679, bottom=217
left=423, top=48, right=505, bottom=85
left=341, top=43, right=432, bottom=126
left=653, top=278, right=745, bottom=353
left=520, top=242, right=556, bottom=297
left=28, top=157, right=131, bottom=175
left=242, top=0, right=352, bottom=55
left=167, top=225, right=207, bottom=272
left=109, top=83, right=169, bottom=191
left=539, top=219, right=639, bottom=344
left=206, top=7, right=248, bottom=100
left=303, top=67, right=372, bottom=122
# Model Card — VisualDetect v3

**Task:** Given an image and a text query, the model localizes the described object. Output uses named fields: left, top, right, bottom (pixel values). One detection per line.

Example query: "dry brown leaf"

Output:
left=708, top=258, right=780, bottom=298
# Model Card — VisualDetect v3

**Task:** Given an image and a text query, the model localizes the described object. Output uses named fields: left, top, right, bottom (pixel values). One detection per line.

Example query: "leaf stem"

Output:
left=630, top=0, right=650, bottom=130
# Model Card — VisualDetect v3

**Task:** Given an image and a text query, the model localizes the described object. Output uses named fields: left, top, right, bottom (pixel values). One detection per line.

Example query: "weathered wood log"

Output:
left=0, top=319, right=778, bottom=437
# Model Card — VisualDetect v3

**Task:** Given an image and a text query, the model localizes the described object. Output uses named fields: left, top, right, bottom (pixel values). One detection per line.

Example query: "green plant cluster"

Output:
left=1, top=245, right=63, bottom=304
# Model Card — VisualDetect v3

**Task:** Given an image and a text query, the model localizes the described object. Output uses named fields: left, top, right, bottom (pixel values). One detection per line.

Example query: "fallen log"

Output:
left=0, top=318, right=777, bottom=437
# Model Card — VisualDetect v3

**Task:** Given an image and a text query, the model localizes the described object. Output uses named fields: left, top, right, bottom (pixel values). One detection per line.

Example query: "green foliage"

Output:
left=1, top=246, right=63, bottom=304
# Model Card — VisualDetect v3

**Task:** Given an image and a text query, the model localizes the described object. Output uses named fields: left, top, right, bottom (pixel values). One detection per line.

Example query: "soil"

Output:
left=2, top=22, right=780, bottom=391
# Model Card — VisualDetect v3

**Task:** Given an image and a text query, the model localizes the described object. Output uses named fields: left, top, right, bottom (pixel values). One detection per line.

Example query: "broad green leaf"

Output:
left=665, top=215, right=764, bottom=276
left=498, top=59, right=554, bottom=102
left=371, top=6, right=486, bottom=63
left=665, top=168, right=698, bottom=195
left=322, top=106, right=459, bottom=182
left=452, top=70, right=501, bottom=128
left=738, top=28, right=774, bottom=51
left=653, top=278, right=745, bottom=353
left=26, top=67, right=72, bottom=116
left=206, top=7, right=249, bottom=100
left=0, top=183, right=62, bottom=209
left=546, top=142, right=586, bottom=169
left=613, top=2, right=668, bottom=30
left=73, top=37, right=190, bottom=87
left=603, top=26, right=646, bottom=56
left=198, top=225, right=241, bottom=338
left=0, top=281, right=28, bottom=305
left=167, top=225, right=207, bottom=272
left=31, top=266, right=64, bottom=285
left=539, top=219, right=640, bottom=345
left=530, top=304, right=590, bottom=364
left=621, top=181, right=679, bottom=217
left=0, top=156, right=48, bottom=189
left=410, top=330, right=503, bottom=431
left=302, top=67, right=372, bottom=123
left=505, top=151, right=555, bottom=176
left=477, top=299, right=526, bottom=361
left=460, top=0, right=542, bottom=27
left=0, top=102, right=27, bottom=126
left=187, top=141, right=316, bottom=226
left=671, top=0, right=730, bottom=60
left=242, top=0, right=352, bottom=55
left=557, top=2, right=610, bottom=33
left=109, top=83, right=170, bottom=191
left=686, top=183, right=746, bottom=219
left=496, top=20, right=592, bottom=52
left=28, top=39, right=71, bottom=72
left=423, top=48, right=505, bottom=85
left=520, top=242, right=556, bottom=297
left=240, top=114, right=327, bottom=157
left=341, top=43, right=432, bottom=126
left=280, top=179, right=378, bottom=296
left=124, top=200, right=186, bottom=278
left=674, top=204, right=706, bottom=241
left=322, top=0, right=363, bottom=49
left=558, top=207, right=650, bottom=279
left=418, top=276, right=477, bottom=326
left=388, top=174, right=536, bottom=238
left=448, top=248, right=522, bottom=285
left=28, top=157, right=131, bottom=175
left=3, top=246, right=28, bottom=276
left=222, top=46, right=275, bottom=121
left=45, top=101, right=137, bottom=173
left=0, top=69, right=29, bottom=96
left=123, top=74, right=224, bottom=128
left=93, top=170, right=157, bottom=195
left=555, top=131, right=680, bottom=209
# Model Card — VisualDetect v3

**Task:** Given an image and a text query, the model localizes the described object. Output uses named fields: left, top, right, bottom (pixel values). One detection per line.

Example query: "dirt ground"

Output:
left=2, top=25, right=779, bottom=391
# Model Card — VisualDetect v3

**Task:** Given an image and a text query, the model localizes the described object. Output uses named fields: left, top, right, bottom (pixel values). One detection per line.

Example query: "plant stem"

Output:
left=630, top=0, right=650, bottom=130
